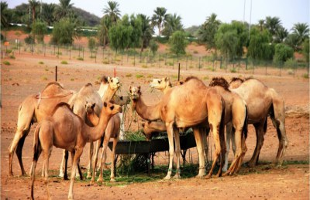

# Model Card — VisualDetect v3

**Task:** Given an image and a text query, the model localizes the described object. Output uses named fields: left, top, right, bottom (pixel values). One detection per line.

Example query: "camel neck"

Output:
left=84, top=110, right=110, bottom=142
left=99, top=84, right=117, bottom=102
left=133, top=96, right=161, bottom=121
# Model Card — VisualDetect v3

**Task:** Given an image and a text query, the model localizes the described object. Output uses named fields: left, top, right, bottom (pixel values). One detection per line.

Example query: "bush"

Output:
left=149, top=40, right=159, bottom=55
left=24, top=35, right=35, bottom=44
left=273, top=43, right=294, bottom=66
left=61, top=60, right=68, bottom=64
left=284, top=58, right=297, bottom=68
left=3, top=61, right=10, bottom=65
left=136, top=74, right=144, bottom=79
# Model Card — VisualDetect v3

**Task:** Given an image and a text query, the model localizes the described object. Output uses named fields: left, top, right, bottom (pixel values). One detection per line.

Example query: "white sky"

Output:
left=7, top=0, right=309, bottom=31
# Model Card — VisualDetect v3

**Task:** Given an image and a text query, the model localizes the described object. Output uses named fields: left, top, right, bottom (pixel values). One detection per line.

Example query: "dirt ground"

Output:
left=1, top=32, right=310, bottom=199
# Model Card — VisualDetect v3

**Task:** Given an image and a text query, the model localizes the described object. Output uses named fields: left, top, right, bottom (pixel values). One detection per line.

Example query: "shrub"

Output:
left=61, top=60, right=68, bottom=64
left=39, top=61, right=44, bottom=64
left=230, top=68, right=237, bottom=73
left=141, top=65, right=148, bottom=68
left=302, top=73, right=309, bottom=79
left=149, top=40, right=159, bottom=55
left=125, top=73, right=132, bottom=77
left=77, top=57, right=84, bottom=61
left=136, top=74, right=144, bottom=79
left=24, top=35, right=35, bottom=44
left=3, top=61, right=10, bottom=65
left=273, top=43, right=294, bottom=65
left=41, top=76, right=48, bottom=80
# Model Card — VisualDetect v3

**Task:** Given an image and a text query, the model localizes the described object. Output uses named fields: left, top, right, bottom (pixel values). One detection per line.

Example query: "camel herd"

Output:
left=8, top=75, right=288, bottom=200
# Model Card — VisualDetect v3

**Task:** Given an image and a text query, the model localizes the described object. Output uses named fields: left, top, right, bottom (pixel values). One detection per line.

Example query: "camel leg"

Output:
left=164, top=123, right=174, bottom=180
left=110, top=138, right=119, bottom=182
left=43, top=149, right=51, bottom=200
left=271, top=115, right=288, bottom=166
left=173, top=127, right=181, bottom=179
left=248, top=121, right=266, bottom=167
left=59, top=150, right=69, bottom=179
left=91, top=141, right=101, bottom=183
left=98, top=137, right=110, bottom=183
left=86, top=142, right=94, bottom=179
left=225, top=127, right=243, bottom=176
left=68, top=148, right=83, bottom=200
left=193, top=127, right=205, bottom=178
left=204, top=127, right=210, bottom=164
left=30, top=143, right=42, bottom=200
left=223, top=123, right=232, bottom=172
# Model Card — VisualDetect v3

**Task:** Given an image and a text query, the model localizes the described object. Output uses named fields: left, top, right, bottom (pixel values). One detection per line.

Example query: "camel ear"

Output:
left=104, top=102, right=107, bottom=107
left=142, top=122, right=145, bottom=128
left=164, top=77, right=169, bottom=81
left=138, top=86, right=141, bottom=92
left=91, top=103, right=95, bottom=110
left=129, top=86, right=132, bottom=93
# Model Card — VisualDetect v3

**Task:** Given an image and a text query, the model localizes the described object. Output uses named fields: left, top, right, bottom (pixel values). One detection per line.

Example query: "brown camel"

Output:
left=150, top=77, right=173, bottom=94
left=142, top=121, right=167, bottom=141
left=209, top=77, right=248, bottom=175
left=129, top=76, right=226, bottom=179
left=59, top=83, right=103, bottom=179
left=229, top=77, right=288, bottom=167
left=9, top=82, right=75, bottom=176
left=30, top=101, right=121, bottom=200
left=85, top=103, right=120, bottom=182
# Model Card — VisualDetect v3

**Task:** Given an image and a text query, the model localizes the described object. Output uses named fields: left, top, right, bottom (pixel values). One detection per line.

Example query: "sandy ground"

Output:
left=1, top=31, right=310, bottom=200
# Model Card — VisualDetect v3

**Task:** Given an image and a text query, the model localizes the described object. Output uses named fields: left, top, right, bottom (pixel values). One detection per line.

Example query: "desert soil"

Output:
left=1, top=32, right=309, bottom=200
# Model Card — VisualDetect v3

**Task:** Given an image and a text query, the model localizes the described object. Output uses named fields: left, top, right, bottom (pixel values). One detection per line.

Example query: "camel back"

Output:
left=230, top=77, right=244, bottom=84
left=209, top=77, right=230, bottom=91
left=40, top=82, right=70, bottom=97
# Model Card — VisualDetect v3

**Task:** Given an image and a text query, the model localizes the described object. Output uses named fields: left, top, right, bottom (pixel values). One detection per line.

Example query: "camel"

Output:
left=9, top=82, right=75, bottom=176
left=58, top=83, right=103, bottom=179
left=150, top=77, right=173, bottom=94
left=208, top=77, right=248, bottom=175
left=129, top=76, right=226, bottom=179
left=85, top=103, right=120, bottom=182
left=30, top=101, right=121, bottom=200
left=141, top=121, right=167, bottom=141
left=228, top=77, right=288, bottom=167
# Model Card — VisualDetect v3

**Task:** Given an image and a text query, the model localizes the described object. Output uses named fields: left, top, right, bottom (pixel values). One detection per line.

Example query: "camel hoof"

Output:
left=245, top=161, right=256, bottom=168
left=163, top=175, right=171, bottom=180
left=196, top=174, right=204, bottom=179
left=86, top=173, right=92, bottom=179
left=110, top=178, right=116, bottom=182
left=59, top=172, right=64, bottom=178
left=205, top=174, right=212, bottom=179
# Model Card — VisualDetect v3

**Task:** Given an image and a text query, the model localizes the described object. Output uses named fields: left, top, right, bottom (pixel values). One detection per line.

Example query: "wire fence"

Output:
left=2, top=41, right=309, bottom=78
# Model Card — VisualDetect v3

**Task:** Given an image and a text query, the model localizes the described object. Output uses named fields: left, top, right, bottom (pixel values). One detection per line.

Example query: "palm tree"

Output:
left=55, top=0, right=74, bottom=20
left=292, top=23, right=309, bottom=45
left=162, top=13, right=183, bottom=37
left=103, top=1, right=121, bottom=24
left=275, top=26, right=288, bottom=43
left=28, top=0, right=39, bottom=23
left=138, top=14, right=153, bottom=52
left=98, top=15, right=112, bottom=47
left=41, top=3, right=56, bottom=26
left=258, top=19, right=265, bottom=32
left=198, top=13, right=221, bottom=49
left=1, top=1, right=9, bottom=27
left=151, top=7, right=168, bottom=36
left=264, top=16, right=281, bottom=37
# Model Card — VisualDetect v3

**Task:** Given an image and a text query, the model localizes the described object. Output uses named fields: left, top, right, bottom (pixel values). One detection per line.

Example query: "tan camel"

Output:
left=229, top=77, right=288, bottom=167
left=30, top=101, right=121, bottom=200
left=58, top=83, right=103, bottom=179
left=209, top=77, right=248, bottom=175
left=9, top=82, right=75, bottom=176
left=150, top=77, right=173, bottom=94
left=129, top=76, right=226, bottom=179
left=84, top=104, right=120, bottom=182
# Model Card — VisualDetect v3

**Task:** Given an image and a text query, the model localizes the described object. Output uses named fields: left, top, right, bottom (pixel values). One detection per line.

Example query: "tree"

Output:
left=248, top=28, right=274, bottom=61
left=152, top=7, right=168, bottom=36
left=162, top=13, right=183, bottom=38
left=149, top=39, right=158, bottom=55
left=88, top=37, right=96, bottom=57
left=138, top=14, right=153, bottom=52
left=292, top=23, right=309, bottom=47
left=273, top=43, right=294, bottom=65
left=28, top=0, right=39, bottom=23
left=258, top=19, right=265, bottom=32
left=215, top=27, right=238, bottom=62
left=265, top=16, right=281, bottom=41
left=55, top=0, right=74, bottom=20
left=41, top=3, right=56, bottom=26
left=274, top=26, right=288, bottom=43
left=98, top=15, right=112, bottom=47
left=169, top=31, right=187, bottom=56
left=285, top=33, right=301, bottom=51
left=1, top=1, right=9, bottom=27
left=302, top=38, right=309, bottom=63
left=31, top=20, right=47, bottom=43
left=51, top=18, right=77, bottom=45
left=198, top=13, right=221, bottom=49
left=108, top=22, right=132, bottom=53
left=103, top=1, right=121, bottom=24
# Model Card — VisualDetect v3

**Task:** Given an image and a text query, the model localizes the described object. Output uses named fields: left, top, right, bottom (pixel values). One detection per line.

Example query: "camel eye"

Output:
left=111, top=79, right=114, bottom=83
left=158, top=80, right=161, bottom=83
left=110, top=105, right=114, bottom=110
left=120, top=96, right=123, bottom=100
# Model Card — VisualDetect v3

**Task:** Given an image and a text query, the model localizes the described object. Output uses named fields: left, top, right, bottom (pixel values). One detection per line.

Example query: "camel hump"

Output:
left=184, top=76, right=200, bottom=82
left=209, top=77, right=230, bottom=91
left=41, top=82, right=67, bottom=96
left=230, top=77, right=244, bottom=84
left=51, top=102, right=71, bottom=115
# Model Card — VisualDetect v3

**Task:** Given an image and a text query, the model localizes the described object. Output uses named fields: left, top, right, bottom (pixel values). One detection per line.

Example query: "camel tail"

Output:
left=243, top=106, right=248, bottom=139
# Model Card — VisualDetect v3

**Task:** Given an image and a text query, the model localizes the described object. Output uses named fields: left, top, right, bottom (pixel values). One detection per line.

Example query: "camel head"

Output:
left=111, top=95, right=130, bottom=106
left=102, top=101, right=122, bottom=116
left=85, top=101, right=96, bottom=115
left=107, top=76, right=121, bottom=91
left=129, top=86, right=141, bottom=101
left=149, top=77, right=172, bottom=91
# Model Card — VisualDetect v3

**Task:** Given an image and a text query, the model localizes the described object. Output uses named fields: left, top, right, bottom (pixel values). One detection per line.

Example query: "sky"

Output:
left=7, top=0, right=309, bottom=31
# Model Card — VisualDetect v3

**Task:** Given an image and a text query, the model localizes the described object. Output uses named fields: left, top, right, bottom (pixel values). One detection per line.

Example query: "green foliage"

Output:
left=24, top=35, right=35, bottom=44
left=169, top=31, right=188, bottom=56
left=162, top=13, right=183, bottom=38
left=248, top=28, right=274, bottom=61
left=138, top=14, right=154, bottom=52
left=32, top=20, right=48, bottom=43
left=108, top=21, right=133, bottom=52
left=61, top=60, right=68, bottom=64
left=273, top=43, right=294, bottom=65
left=51, top=18, right=77, bottom=45
left=3, top=60, right=10, bottom=65
left=136, top=74, right=144, bottom=78
left=198, top=13, right=221, bottom=49
left=284, top=58, right=298, bottom=68
left=152, top=7, right=168, bottom=36
left=149, top=39, right=159, bottom=55
left=302, top=38, right=309, bottom=63
left=88, top=37, right=96, bottom=51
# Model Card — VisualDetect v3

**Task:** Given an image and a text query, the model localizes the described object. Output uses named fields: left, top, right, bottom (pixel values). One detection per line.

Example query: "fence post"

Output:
left=178, top=63, right=181, bottom=81
left=82, top=47, right=84, bottom=59
left=55, top=66, right=58, bottom=81
left=198, top=57, right=201, bottom=71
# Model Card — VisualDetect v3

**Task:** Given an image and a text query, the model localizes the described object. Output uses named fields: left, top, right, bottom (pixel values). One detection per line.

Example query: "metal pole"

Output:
left=55, top=66, right=58, bottom=81
left=178, top=63, right=181, bottom=81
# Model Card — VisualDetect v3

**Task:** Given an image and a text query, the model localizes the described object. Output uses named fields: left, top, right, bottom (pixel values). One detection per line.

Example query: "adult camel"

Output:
left=229, top=77, right=288, bottom=167
left=129, top=76, right=226, bottom=179
left=209, top=77, right=248, bottom=175
left=30, top=101, right=121, bottom=200
left=9, top=82, right=75, bottom=176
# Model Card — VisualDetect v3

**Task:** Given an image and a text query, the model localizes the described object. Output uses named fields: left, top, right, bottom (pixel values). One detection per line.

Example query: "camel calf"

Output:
left=30, top=102, right=121, bottom=200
